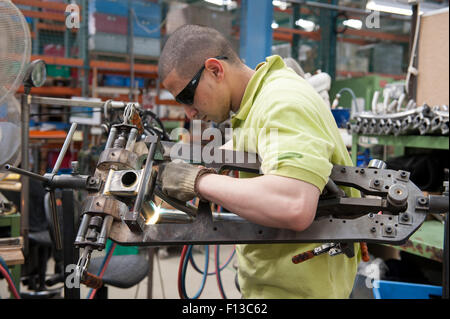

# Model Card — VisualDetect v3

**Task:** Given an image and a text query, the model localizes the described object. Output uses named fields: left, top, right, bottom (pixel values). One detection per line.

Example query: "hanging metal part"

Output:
left=348, top=101, right=449, bottom=136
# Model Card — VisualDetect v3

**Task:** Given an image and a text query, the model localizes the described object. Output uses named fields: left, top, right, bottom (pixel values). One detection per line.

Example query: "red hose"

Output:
left=178, top=245, right=189, bottom=299
left=89, top=243, right=116, bottom=299
left=0, top=264, right=21, bottom=299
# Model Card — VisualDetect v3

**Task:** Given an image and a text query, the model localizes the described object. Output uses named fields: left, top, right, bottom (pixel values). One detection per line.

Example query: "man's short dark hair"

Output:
left=158, top=24, right=241, bottom=82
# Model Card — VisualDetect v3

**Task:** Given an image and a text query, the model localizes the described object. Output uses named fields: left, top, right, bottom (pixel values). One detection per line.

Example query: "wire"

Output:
left=178, top=245, right=209, bottom=299
left=189, top=245, right=235, bottom=275
left=177, top=245, right=189, bottom=299
left=142, top=109, right=170, bottom=141
left=179, top=245, right=235, bottom=299
left=155, top=250, right=166, bottom=299
left=86, top=243, right=116, bottom=299
left=215, top=245, right=227, bottom=299
left=336, top=87, right=361, bottom=118
left=0, top=259, right=20, bottom=299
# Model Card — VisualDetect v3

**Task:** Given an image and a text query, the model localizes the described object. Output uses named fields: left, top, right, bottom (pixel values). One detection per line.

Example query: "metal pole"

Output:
left=30, top=96, right=129, bottom=109
left=80, top=0, right=90, bottom=151
left=128, top=2, right=135, bottom=102
left=64, top=0, right=70, bottom=58
left=62, top=190, right=80, bottom=299
left=408, top=2, right=419, bottom=101
left=20, top=93, right=30, bottom=256
left=51, top=123, right=78, bottom=175
left=443, top=179, right=449, bottom=299
left=147, top=248, right=154, bottom=299
left=240, top=0, right=273, bottom=69
left=4, top=165, right=50, bottom=183
left=291, top=3, right=301, bottom=61
left=318, top=0, right=337, bottom=79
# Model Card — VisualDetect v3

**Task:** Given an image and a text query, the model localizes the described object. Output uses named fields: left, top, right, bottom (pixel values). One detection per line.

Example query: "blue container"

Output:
left=373, top=280, right=442, bottom=299
left=331, top=108, right=350, bottom=128
left=131, top=0, right=161, bottom=18
left=104, top=75, right=127, bottom=87
left=89, top=0, right=128, bottom=16
left=133, top=14, right=161, bottom=38
left=40, top=122, right=71, bottom=130
left=124, top=77, right=145, bottom=89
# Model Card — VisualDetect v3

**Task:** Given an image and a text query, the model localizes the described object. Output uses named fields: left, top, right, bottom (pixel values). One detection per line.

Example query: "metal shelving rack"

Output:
left=351, top=134, right=450, bottom=165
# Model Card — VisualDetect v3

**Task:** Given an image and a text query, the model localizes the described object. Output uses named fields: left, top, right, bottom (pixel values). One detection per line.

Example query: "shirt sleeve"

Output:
left=255, top=91, right=336, bottom=192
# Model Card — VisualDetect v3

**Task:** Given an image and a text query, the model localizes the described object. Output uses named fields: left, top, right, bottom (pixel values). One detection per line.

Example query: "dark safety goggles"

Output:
left=175, top=56, right=228, bottom=105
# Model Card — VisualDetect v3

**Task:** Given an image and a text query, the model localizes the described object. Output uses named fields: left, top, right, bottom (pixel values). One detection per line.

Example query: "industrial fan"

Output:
left=0, top=0, right=32, bottom=179
left=0, top=95, right=21, bottom=181
left=0, top=0, right=31, bottom=106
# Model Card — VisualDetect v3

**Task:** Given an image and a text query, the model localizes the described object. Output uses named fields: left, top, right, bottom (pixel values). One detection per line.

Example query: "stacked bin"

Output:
left=131, top=0, right=161, bottom=57
left=88, top=0, right=129, bottom=54
left=88, top=0, right=161, bottom=57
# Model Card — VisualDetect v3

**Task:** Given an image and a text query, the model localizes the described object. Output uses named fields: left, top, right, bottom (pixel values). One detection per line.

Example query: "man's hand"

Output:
left=157, top=162, right=216, bottom=202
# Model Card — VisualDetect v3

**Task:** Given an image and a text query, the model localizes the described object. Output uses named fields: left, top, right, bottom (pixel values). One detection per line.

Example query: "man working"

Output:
left=157, top=25, right=360, bottom=299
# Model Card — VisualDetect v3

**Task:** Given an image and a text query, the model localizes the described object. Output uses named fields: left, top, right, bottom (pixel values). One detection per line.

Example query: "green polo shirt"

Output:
left=232, top=55, right=360, bottom=299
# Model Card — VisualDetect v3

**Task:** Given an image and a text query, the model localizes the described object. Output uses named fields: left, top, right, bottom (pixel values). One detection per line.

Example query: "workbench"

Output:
left=397, top=219, right=445, bottom=262
left=0, top=213, right=24, bottom=296
left=351, top=134, right=449, bottom=165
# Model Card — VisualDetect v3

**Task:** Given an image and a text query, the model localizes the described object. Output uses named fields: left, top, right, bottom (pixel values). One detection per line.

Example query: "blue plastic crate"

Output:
left=131, top=0, right=161, bottom=18
left=373, top=280, right=442, bottom=299
left=133, top=14, right=161, bottom=38
left=104, top=75, right=127, bottom=87
left=89, top=33, right=127, bottom=54
left=331, top=108, right=350, bottom=128
left=39, top=121, right=72, bottom=130
left=133, top=37, right=160, bottom=57
left=124, top=77, right=145, bottom=89
left=89, top=0, right=128, bottom=16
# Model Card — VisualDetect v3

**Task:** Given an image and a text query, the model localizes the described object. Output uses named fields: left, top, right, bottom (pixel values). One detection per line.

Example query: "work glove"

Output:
left=157, top=162, right=216, bottom=202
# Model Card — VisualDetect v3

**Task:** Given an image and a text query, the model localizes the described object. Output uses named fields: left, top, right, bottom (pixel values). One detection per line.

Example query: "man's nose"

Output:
left=184, top=105, right=198, bottom=120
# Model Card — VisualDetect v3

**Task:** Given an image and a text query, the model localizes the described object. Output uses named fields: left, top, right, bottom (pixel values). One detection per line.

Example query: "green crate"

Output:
left=106, top=239, right=139, bottom=256
left=46, top=64, right=71, bottom=79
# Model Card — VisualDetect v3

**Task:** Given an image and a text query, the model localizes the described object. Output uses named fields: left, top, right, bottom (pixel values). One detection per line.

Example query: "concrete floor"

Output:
left=1, top=244, right=241, bottom=299
left=97, top=245, right=240, bottom=299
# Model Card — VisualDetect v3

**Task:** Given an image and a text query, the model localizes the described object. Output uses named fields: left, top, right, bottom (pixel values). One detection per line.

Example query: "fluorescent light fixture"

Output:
left=272, top=0, right=289, bottom=10
left=204, top=0, right=237, bottom=9
left=295, top=19, right=315, bottom=32
left=366, top=0, right=413, bottom=15
left=271, top=20, right=279, bottom=29
left=204, top=0, right=231, bottom=6
left=343, top=19, right=363, bottom=30
left=367, top=0, right=447, bottom=16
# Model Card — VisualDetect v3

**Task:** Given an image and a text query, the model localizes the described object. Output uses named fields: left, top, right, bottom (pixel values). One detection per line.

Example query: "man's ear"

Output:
left=205, top=58, right=225, bottom=80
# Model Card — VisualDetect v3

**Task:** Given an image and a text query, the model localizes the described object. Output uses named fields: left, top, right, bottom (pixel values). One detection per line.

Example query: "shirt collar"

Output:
left=231, top=55, right=285, bottom=127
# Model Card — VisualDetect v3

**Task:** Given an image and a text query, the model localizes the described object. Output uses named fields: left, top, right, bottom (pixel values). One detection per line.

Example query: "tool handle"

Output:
left=292, top=250, right=315, bottom=264
left=360, top=242, right=370, bottom=262
left=52, top=123, right=77, bottom=175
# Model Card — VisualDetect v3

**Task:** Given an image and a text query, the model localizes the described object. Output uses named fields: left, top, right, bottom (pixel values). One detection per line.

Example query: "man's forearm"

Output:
left=196, top=173, right=319, bottom=231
